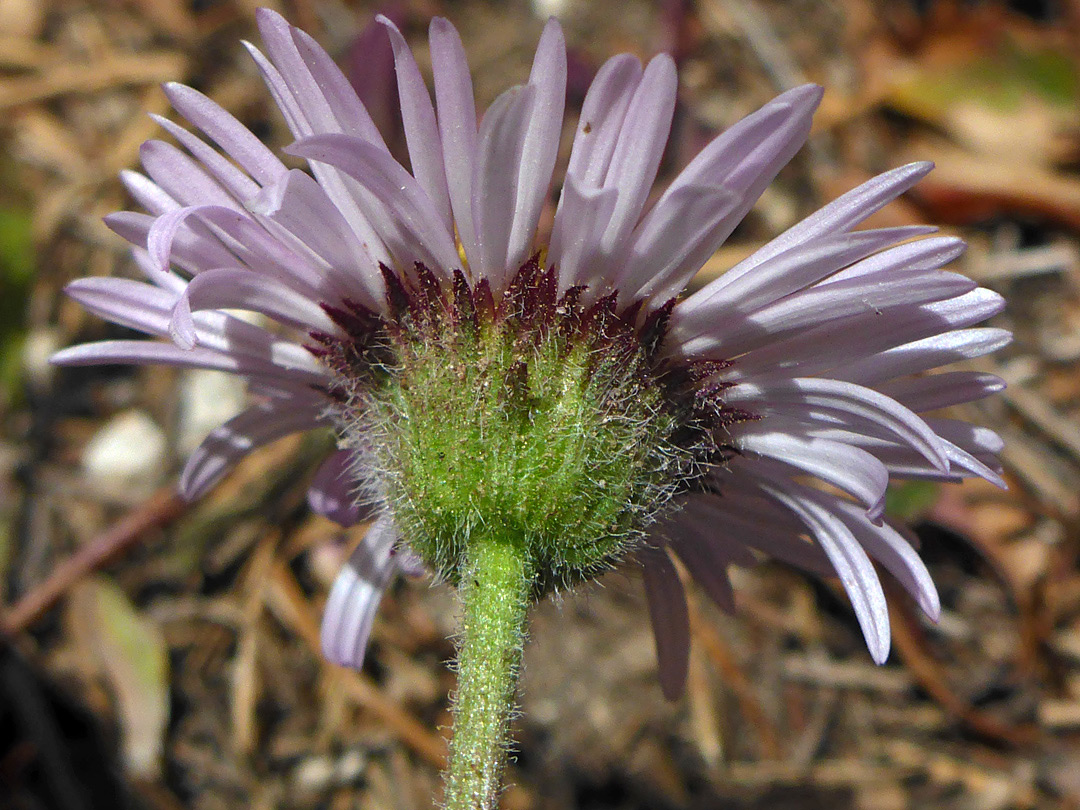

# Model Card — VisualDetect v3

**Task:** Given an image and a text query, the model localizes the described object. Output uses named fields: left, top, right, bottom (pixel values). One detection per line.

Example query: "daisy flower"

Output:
left=55, top=9, right=1008, bottom=805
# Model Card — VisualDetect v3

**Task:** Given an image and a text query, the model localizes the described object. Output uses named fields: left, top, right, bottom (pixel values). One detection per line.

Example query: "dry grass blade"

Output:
left=0, top=52, right=186, bottom=109
left=264, top=560, right=449, bottom=769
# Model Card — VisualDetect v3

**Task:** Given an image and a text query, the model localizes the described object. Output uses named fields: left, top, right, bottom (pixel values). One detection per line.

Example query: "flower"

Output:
left=54, top=9, right=1009, bottom=701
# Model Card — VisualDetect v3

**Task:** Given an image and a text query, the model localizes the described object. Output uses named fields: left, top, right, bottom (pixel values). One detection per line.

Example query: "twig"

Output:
left=0, top=52, right=185, bottom=110
left=1, top=488, right=187, bottom=635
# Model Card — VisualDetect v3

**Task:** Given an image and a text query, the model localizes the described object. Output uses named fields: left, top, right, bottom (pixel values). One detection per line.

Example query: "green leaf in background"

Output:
left=885, top=480, right=941, bottom=524
left=892, top=40, right=1078, bottom=117
left=0, top=207, right=34, bottom=404
left=887, top=36, right=1079, bottom=166
left=68, top=576, right=170, bottom=779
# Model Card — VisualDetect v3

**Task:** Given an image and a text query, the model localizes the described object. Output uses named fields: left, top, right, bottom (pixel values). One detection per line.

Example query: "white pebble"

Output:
left=83, top=410, right=168, bottom=489
left=177, top=370, right=247, bottom=455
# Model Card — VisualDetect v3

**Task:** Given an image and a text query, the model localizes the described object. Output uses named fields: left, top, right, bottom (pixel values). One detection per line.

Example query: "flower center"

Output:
left=310, top=258, right=752, bottom=592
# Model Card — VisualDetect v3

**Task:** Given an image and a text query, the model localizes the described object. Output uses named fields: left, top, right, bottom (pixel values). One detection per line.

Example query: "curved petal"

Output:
left=180, top=398, right=325, bottom=499
left=757, top=479, right=891, bottom=663
left=734, top=423, right=890, bottom=516
left=105, top=211, right=236, bottom=275
left=823, top=493, right=940, bottom=620
left=170, top=267, right=341, bottom=348
left=320, top=515, right=399, bottom=669
left=308, top=449, right=373, bottom=527
left=724, top=377, right=950, bottom=472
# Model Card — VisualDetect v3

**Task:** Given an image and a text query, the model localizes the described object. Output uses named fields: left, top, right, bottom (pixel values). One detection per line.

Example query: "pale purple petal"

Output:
left=308, top=449, right=372, bottom=527
left=151, top=114, right=261, bottom=203
left=757, top=479, right=891, bottom=663
left=147, top=205, right=336, bottom=299
left=734, top=423, right=890, bottom=515
left=615, top=183, right=741, bottom=300
left=925, top=417, right=1005, bottom=459
left=180, top=398, right=326, bottom=499
left=691, top=481, right=835, bottom=576
left=506, top=18, right=567, bottom=271
left=471, top=84, right=536, bottom=286
left=60, top=276, right=329, bottom=379
left=130, top=247, right=186, bottom=295
left=140, top=140, right=240, bottom=209
left=718, top=288, right=1006, bottom=379
left=547, top=174, right=617, bottom=290
left=808, top=491, right=939, bottom=619
left=639, top=84, right=823, bottom=300
left=595, top=55, right=678, bottom=265
left=169, top=267, right=341, bottom=349
left=564, top=53, right=642, bottom=187
left=679, top=269, right=978, bottom=360
left=163, top=82, right=288, bottom=186
left=877, top=371, right=1006, bottom=412
left=105, top=211, right=237, bottom=274
left=243, top=39, right=394, bottom=271
left=659, top=498, right=758, bottom=613
left=639, top=546, right=690, bottom=700
left=51, top=339, right=329, bottom=386
left=288, top=134, right=461, bottom=275
left=256, top=8, right=388, bottom=149
left=723, top=376, right=950, bottom=471
left=838, top=327, right=1013, bottom=386
left=245, top=169, right=385, bottom=308
left=321, top=515, right=399, bottom=670
left=859, top=436, right=1006, bottom=490
left=725, top=161, right=934, bottom=283
left=430, top=17, right=479, bottom=273
left=675, top=228, right=941, bottom=332
left=119, top=170, right=180, bottom=215
left=378, top=15, right=453, bottom=229
left=821, top=235, right=964, bottom=287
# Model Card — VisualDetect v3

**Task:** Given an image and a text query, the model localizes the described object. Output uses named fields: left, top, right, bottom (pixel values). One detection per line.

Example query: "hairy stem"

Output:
left=442, top=539, right=531, bottom=810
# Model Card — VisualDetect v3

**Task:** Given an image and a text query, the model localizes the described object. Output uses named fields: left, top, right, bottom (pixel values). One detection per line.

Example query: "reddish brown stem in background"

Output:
left=1, top=488, right=187, bottom=635
left=885, top=579, right=1040, bottom=747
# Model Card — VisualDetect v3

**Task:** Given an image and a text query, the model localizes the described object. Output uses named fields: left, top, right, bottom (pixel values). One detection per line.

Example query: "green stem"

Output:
left=443, top=539, right=531, bottom=810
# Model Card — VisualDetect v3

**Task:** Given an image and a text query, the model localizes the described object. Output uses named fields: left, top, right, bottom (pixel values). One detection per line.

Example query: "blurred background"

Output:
left=2, top=0, right=1080, bottom=808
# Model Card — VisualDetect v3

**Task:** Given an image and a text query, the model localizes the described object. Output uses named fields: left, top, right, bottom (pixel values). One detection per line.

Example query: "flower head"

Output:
left=55, top=9, right=1009, bottom=701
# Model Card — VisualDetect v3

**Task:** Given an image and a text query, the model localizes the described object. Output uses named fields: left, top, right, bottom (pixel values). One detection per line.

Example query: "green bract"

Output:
left=325, top=259, right=698, bottom=594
